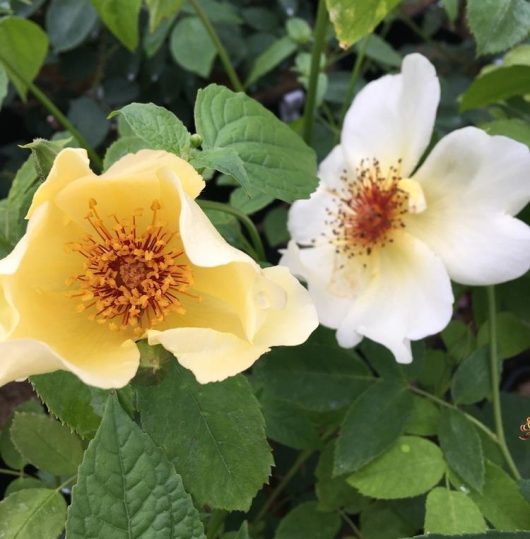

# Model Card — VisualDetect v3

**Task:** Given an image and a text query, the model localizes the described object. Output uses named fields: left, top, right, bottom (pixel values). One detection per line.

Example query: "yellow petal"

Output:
left=147, top=327, right=270, bottom=383
left=27, top=148, right=94, bottom=218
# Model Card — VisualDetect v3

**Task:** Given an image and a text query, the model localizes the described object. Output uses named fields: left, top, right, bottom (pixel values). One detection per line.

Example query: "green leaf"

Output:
left=441, top=320, right=475, bottom=361
left=146, top=0, right=184, bottom=32
left=347, top=436, right=446, bottom=499
left=460, top=66, right=530, bottom=112
left=462, top=461, right=530, bottom=530
left=194, top=84, right=318, bottom=202
left=478, top=311, right=530, bottom=359
left=438, top=409, right=484, bottom=492
left=110, top=102, right=191, bottom=157
left=424, top=487, right=488, bottom=534
left=451, top=347, right=491, bottom=405
left=21, top=137, right=71, bottom=180
left=481, top=119, right=530, bottom=148
left=253, top=339, right=373, bottom=412
left=5, top=477, right=45, bottom=496
left=334, top=381, right=414, bottom=475
left=404, top=395, right=440, bottom=436
left=411, top=533, right=530, bottom=539
left=442, top=0, right=459, bottom=23
left=46, top=0, right=97, bottom=52
left=68, top=96, right=109, bottom=148
left=31, top=371, right=106, bottom=439
left=467, top=0, right=530, bottom=56
left=0, top=63, right=8, bottom=109
left=360, top=504, right=416, bottom=539
left=286, top=17, right=311, bottom=44
left=0, top=489, right=67, bottom=539
left=260, top=393, right=321, bottom=450
left=0, top=16, right=48, bottom=99
left=316, top=442, right=370, bottom=512
left=66, top=396, right=204, bottom=538
left=91, top=0, right=141, bottom=51
left=170, top=16, right=217, bottom=77
left=246, top=36, right=297, bottom=86
left=103, top=136, right=148, bottom=170
left=137, top=361, right=273, bottom=511
left=230, top=187, right=274, bottom=215
left=0, top=400, right=43, bottom=470
left=325, top=0, right=400, bottom=48
left=263, top=206, right=289, bottom=247
left=274, top=501, right=341, bottom=539
left=190, top=148, right=250, bottom=190
left=10, top=412, right=84, bottom=476
left=362, top=34, right=402, bottom=67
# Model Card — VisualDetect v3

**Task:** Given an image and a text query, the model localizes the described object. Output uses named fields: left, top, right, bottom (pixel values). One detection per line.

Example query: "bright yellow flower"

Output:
left=0, top=149, right=318, bottom=388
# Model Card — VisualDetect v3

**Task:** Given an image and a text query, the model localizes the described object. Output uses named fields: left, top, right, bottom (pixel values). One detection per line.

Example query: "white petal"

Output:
left=342, top=53, right=440, bottom=177
left=148, top=327, right=270, bottom=383
left=308, top=281, right=353, bottom=330
left=409, top=128, right=530, bottom=285
left=318, top=145, right=350, bottom=191
left=335, top=233, right=453, bottom=361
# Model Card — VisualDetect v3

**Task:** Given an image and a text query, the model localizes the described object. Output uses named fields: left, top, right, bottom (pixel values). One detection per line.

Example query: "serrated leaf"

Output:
left=0, top=63, right=8, bottom=110
left=481, top=119, right=530, bottom=148
left=274, top=501, right=341, bottom=539
left=246, top=35, right=297, bottom=86
left=457, top=460, right=530, bottom=530
left=467, top=0, right=530, bottom=56
left=477, top=311, right=530, bottom=359
left=460, top=66, right=530, bottom=112
left=404, top=395, right=440, bottom=436
left=21, top=137, right=71, bottom=180
left=10, top=412, right=83, bottom=476
left=110, top=102, right=191, bottom=157
left=253, top=340, right=373, bottom=412
left=170, top=16, right=217, bottom=77
left=190, top=148, right=250, bottom=189
left=146, top=0, right=184, bottom=32
left=361, top=504, right=416, bottom=539
left=408, top=533, right=530, bottom=539
left=441, top=320, right=475, bottom=361
left=438, top=409, right=484, bottom=492
left=66, top=395, right=205, bottom=538
left=0, top=17, right=48, bottom=99
left=334, top=381, right=414, bottom=475
left=31, top=371, right=106, bottom=439
left=0, top=488, right=67, bottom=539
left=451, top=347, right=491, bottom=405
left=137, top=361, right=273, bottom=511
left=194, top=84, right=318, bottom=202
left=326, top=0, right=400, bottom=49
left=347, top=436, right=446, bottom=499
left=315, top=442, right=369, bottom=512
left=91, top=0, right=141, bottom=51
left=103, top=136, right=148, bottom=170
left=425, top=487, right=487, bottom=534
left=230, top=187, right=274, bottom=215
left=46, top=0, right=97, bottom=53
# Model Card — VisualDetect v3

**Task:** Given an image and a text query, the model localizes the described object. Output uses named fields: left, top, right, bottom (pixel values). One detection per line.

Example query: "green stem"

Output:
left=487, top=286, right=521, bottom=480
left=339, top=509, right=364, bottom=539
left=197, top=200, right=266, bottom=261
left=337, top=36, right=369, bottom=135
left=189, top=0, right=244, bottom=92
left=206, top=510, right=226, bottom=539
left=302, top=0, right=329, bottom=145
left=56, top=475, right=76, bottom=492
left=0, top=57, right=102, bottom=169
left=254, top=447, right=313, bottom=522
left=0, top=467, right=22, bottom=477
left=410, top=386, right=499, bottom=443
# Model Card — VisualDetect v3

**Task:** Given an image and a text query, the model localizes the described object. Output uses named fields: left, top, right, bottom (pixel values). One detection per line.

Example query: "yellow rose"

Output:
left=0, top=149, right=318, bottom=388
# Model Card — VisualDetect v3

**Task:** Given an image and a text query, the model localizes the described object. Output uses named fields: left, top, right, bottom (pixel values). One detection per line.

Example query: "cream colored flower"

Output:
left=281, top=53, right=530, bottom=362
left=0, top=149, right=317, bottom=388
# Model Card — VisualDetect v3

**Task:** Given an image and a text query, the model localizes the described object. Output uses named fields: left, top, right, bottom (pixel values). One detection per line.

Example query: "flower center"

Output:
left=66, top=199, right=195, bottom=335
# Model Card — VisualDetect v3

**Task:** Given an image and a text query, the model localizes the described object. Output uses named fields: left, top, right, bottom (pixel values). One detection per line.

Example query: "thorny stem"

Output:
left=0, top=57, right=102, bottom=169
left=303, top=0, right=329, bottom=145
left=189, top=0, right=244, bottom=92
left=487, top=286, right=521, bottom=480
left=197, top=200, right=266, bottom=262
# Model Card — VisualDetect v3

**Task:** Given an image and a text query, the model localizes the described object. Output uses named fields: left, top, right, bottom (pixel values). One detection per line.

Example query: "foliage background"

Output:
left=0, top=0, right=530, bottom=538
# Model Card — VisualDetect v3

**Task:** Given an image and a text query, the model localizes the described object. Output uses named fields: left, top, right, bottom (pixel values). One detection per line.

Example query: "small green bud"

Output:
left=286, top=17, right=311, bottom=45
left=190, top=133, right=203, bottom=148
